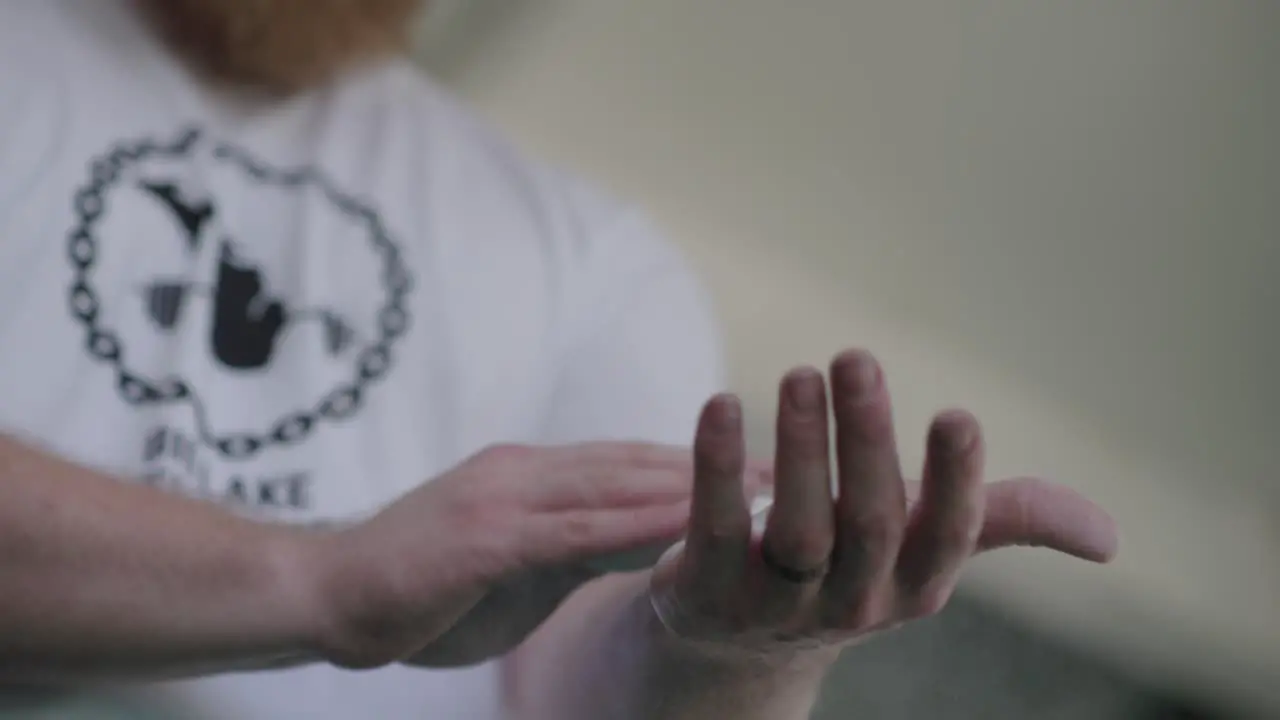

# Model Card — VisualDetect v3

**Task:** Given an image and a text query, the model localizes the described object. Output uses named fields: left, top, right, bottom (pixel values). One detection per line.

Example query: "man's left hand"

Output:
left=649, top=349, right=1119, bottom=661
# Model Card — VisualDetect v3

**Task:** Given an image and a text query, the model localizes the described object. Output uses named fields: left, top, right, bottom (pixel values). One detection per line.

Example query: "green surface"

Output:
left=0, top=701, right=150, bottom=720
left=0, top=694, right=170, bottom=720
left=0, top=596, right=1163, bottom=719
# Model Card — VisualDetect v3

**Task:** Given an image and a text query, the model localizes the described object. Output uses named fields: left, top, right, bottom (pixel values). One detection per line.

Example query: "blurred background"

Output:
left=413, top=0, right=1279, bottom=718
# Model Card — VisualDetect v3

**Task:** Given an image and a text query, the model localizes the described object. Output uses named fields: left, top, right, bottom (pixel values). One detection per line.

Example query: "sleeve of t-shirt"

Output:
left=536, top=205, right=727, bottom=447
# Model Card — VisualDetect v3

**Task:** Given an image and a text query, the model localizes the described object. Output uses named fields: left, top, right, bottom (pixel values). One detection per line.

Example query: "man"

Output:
left=0, top=1, right=1118, bottom=718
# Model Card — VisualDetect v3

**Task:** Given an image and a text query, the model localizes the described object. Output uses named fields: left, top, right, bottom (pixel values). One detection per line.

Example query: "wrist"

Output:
left=254, top=520, right=400, bottom=670
left=289, top=522, right=444, bottom=670
left=644, top=561, right=840, bottom=674
left=256, top=525, right=341, bottom=665
left=638, top=577, right=839, bottom=677
left=581, top=577, right=833, bottom=720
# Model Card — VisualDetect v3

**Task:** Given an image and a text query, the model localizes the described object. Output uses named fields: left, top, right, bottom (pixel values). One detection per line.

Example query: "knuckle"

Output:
left=689, top=528, right=749, bottom=562
left=447, top=486, right=506, bottom=529
left=931, top=519, right=982, bottom=552
left=847, top=513, right=903, bottom=557
left=959, top=520, right=983, bottom=548
left=901, top=586, right=952, bottom=619
left=554, top=474, right=601, bottom=509
left=705, top=512, right=752, bottom=543
left=555, top=513, right=601, bottom=548
left=454, top=444, right=542, bottom=513
left=1006, top=481, right=1044, bottom=538
left=473, top=443, right=536, bottom=472
left=829, top=594, right=885, bottom=631
left=838, top=606, right=876, bottom=631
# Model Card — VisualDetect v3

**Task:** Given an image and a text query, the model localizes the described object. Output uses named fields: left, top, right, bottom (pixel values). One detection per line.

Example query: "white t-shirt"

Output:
left=0, top=2, right=724, bottom=718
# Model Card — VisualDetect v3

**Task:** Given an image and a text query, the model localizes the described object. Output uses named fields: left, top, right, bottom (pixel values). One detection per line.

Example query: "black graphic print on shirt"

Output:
left=138, top=180, right=357, bottom=371
left=65, top=127, right=414, bottom=514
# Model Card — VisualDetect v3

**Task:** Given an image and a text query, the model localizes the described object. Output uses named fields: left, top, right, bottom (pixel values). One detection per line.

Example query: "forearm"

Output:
left=510, top=572, right=832, bottom=720
left=0, top=435, right=329, bottom=681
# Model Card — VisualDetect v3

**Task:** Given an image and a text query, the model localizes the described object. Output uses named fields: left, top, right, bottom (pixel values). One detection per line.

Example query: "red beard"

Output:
left=136, top=0, right=425, bottom=95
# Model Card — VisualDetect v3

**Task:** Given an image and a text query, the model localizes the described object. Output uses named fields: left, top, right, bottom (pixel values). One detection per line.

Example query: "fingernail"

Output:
left=718, top=394, right=742, bottom=428
left=930, top=410, right=979, bottom=454
left=838, top=351, right=881, bottom=402
left=786, top=368, right=824, bottom=412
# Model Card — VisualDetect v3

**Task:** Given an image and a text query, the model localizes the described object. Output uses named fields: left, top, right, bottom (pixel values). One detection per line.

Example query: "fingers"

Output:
left=518, top=501, right=691, bottom=566
left=639, top=352, right=1119, bottom=653
left=534, top=442, right=771, bottom=513
left=534, top=468, right=695, bottom=512
left=567, top=441, right=698, bottom=470
left=566, top=440, right=773, bottom=479
left=758, top=369, right=835, bottom=612
left=676, top=394, right=752, bottom=604
left=894, top=410, right=986, bottom=611
left=977, top=478, right=1119, bottom=562
left=895, top=475, right=1117, bottom=563
left=825, top=351, right=907, bottom=612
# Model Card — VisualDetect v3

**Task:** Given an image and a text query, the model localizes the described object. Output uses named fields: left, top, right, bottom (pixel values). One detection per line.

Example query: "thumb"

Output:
left=974, top=478, right=1119, bottom=562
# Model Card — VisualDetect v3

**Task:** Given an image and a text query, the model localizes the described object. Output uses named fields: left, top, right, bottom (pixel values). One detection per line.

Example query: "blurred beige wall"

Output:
left=416, top=1, right=1280, bottom=713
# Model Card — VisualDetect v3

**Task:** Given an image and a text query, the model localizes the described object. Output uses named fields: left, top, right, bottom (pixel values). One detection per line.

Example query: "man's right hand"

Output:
left=0, top=435, right=759, bottom=681
left=303, top=443, right=761, bottom=669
